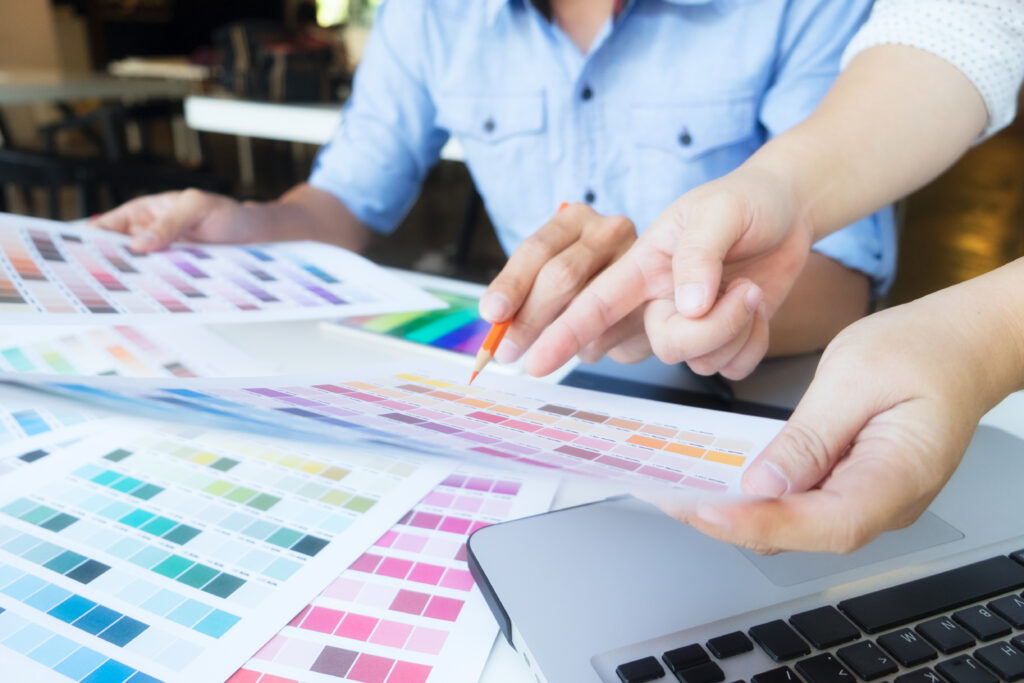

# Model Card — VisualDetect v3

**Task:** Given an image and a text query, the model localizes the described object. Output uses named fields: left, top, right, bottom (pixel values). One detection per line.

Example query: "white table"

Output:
left=0, top=69, right=192, bottom=106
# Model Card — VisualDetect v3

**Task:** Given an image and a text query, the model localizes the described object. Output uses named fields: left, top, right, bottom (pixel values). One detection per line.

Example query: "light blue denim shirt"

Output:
left=310, top=0, right=897, bottom=294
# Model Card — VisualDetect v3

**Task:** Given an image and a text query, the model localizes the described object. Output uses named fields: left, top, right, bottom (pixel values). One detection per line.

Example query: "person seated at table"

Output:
left=93, top=0, right=894, bottom=378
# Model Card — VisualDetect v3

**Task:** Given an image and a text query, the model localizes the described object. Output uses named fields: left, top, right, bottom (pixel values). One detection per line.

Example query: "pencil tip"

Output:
left=468, top=371, right=478, bottom=385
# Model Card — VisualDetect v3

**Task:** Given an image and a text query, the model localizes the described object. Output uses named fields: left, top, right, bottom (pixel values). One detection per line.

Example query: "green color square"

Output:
left=21, top=505, right=58, bottom=525
left=119, top=509, right=155, bottom=528
left=140, top=517, right=177, bottom=536
left=153, top=555, right=194, bottom=578
left=246, top=493, right=280, bottom=512
left=265, top=527, right=303, bottom=549
left=130, top=484, right=163, bottom=500
left=209, top=457, right=239, bottom=472
left=90, top=470, right=121, bottom=486
left=103, top=449, right=132, bottom=462
left=162, top=525, right=201, bottom=545
left=110, top=476, right=144, bottom=493
left=343, top=496, right=375, bottom=513
left=319, top=490, right=351, bottom=506
left=224, top=487, right=257, bottom=503
left=43, top=550, right=87, bottom=574
left=173, top=446, right=198, bottom=459
left=177, top=563, right=219, bottom=589
left=203, top=480, right=232, bottom=496
left=201, top=573, right=245, bottom=599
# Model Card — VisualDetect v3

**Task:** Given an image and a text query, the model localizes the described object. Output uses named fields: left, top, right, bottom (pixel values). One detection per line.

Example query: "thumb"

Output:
left=668, top=197, right=745, bottom=317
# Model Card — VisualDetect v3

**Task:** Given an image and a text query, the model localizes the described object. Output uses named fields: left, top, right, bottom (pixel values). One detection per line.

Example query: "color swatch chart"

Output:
left=0, top=213, right=441, bottom=323
left=233, top=468, right=556, bottom=683
left=0, top=421, right=447, bottom=683
left=17, top=367, right=783, bottom=498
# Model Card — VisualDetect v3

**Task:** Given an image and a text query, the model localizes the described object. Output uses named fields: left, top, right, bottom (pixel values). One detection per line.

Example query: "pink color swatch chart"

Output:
left=0, top=214, right=441, bottom=324
left=232, top=468, right=556, bottom=683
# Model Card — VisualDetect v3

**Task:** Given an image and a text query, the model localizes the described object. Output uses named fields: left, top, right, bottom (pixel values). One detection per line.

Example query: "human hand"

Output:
left=477, top=203, right=637, bottom=363
left=669, top=286, right=1012, bottom=554
left=525, top=165, right=813, bottom=379
left=90, top=189, right=268, bottom=253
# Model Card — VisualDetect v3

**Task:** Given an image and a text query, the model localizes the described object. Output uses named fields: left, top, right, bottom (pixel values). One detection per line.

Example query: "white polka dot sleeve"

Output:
left=842, top=0, right=1024, bottom=141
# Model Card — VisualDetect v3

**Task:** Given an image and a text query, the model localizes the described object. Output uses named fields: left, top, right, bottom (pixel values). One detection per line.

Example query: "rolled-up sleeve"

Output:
left=760, top=0, right=897, bottom=296
left=308, top=0, right=449, bottom=234
left=842, top=0, right=1024, bottom=142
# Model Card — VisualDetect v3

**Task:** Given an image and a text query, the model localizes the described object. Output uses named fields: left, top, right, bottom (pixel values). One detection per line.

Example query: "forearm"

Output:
left=244, top=183, right=373, bottom=252
left=745, top=44, right=988, bottom=240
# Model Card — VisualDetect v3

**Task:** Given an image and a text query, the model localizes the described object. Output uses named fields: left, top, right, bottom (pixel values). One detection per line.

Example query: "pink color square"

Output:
left=393, top=533, right=428, bottom=553
left=422, top=491, right=455, bottom=508
left=467, top=411, right=505, bottom=424
left=390, top=589, right=430, bottom=615
left=612, top=444, right=652, bottom=460
left=466, top=477, right=494, bottom=492
left=406, top=627, right=448, bottom=655
left=681, top=477, right=728, bottom=493
left=440, top=568, right=475, bottom=591
left=537, top=427, right=576, bottom=441
left=377, top=557, right=414, bottom=579
left=325, top=577, right=363, bottom=601
left=440, top=474, right=466, bottom=487
left=455, top=544, right=468, bottom=562
left=500, top=419, right=540, bottom=433
left=410, top=408, right=449, bottom=421
left=408, top=562, right=445, bottom=585
left=408, top=512, right=442, bottom=530
left=357, top=582, right=396, bottom=609
left=438, top=516, right=472, bottom=535
left=452, top=495, right=483, bottom=513
left=350, top=553, right=384, bottom=573
left=321, top=406, right=357, bottom=418
left=492, top=480, right=521, bottom=496
left=375, top=530, right=399, bottom=548
left=336, top=613, right=379, bottom=641
left=287, top=605, right=311, bottom=627
left=424, top=596, right=464, bottom=621
left=369, top=619, right=413, bottom=648
left=470, top=445, right=515, bottom=458
left=226, top=670, right=261, bottom=683
left=440, top=417, right=483, bottom=431
left=260, top=676, right=298, bottom=683
left=252, top=634, right=287, bottom=661
left=480, top=499, right=513, bottom=518
left=573, top=436, right=615, bottom=452
left=348, top=653, right=395, bottom=683
left=276, top=636, right=321, bottom=668
left=387, top=661, right=432, bottom=683
left=423, top=536, right=460, bottom=559
left=469, top=521, right=489, bottom=534
left=301, top=606, right=345, bottom=634
left=380, top=400, right=416, bottom=411
left=638, top=465, right=684, bottom=483
left=596, top=454, right=642, bottom=471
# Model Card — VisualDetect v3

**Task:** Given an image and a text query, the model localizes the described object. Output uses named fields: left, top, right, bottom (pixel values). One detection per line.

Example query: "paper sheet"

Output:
left=233, top=468, right=558, bottom=683
left=0, top=420, right=449, bottom=683
left=9, top=363, right=784, bottom=502
left=0, top=213, right=442, bottom=324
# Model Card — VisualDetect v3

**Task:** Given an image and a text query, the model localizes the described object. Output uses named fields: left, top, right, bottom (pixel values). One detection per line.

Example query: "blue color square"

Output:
left=110, top=477, right=144, bottom=494
left=22, top=540, right=64, bottom=564
left=49, top=594, right=96, bottom=623
left=25, top=583, right=72, bottom=612
left=263, top=557, right=301, bottom=581
left=98, top=616, right=148, bottom=647
left=4, top=622, right=51, bottom=654
left=74, top=605, right=122, bottom=635
left=118, top=509, right=155, bottom=528
left=218, top=511, right=255, bottom=531
left=140, top=588, right=184, bottom=616
left=27, top=634, right=78, bottom=667
left=125, top=673, right=163, bottom=683
left=166, top=599, right=211, bottom=627
left=79, top=494, right=115, bottom=513
left=115, top=580, right=157, bottom=606
left=2, top=573, right=46, bottom=599
left=0, top=526, right=17, bottom=544
left=1, top=498, right=35, bottom=517
left=82, top=659, right=136, bottom=683
left=128, top=546, right=169, bottom=569
left=54, top=647, right=107, bottom=680
left=0, top=564, right=24, bottom=588
left=97, top=501, right=134, bottom=520
left=73, top=464, right=105, bottom=480
left=3, top=532, right=41, bottom=555
left=65, top=559, right=110, bottom=585
left=90, top=470, right=122, bottom=486
left=240, top=519, right=277, bottom=540
left=0, top=607, right=28, bottom=641
left=193, top=609, right=240, bottom=638
left=320, top=515, right=352, bottom=534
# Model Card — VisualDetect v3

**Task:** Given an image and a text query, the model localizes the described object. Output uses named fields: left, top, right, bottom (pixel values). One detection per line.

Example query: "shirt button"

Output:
left=584, top=189, right=596, bottom=203
left=679, top=128, right=693, bottom=146
left=483, top=117, right=496, bottom=133
left=581, top=85, right=593, bottom=101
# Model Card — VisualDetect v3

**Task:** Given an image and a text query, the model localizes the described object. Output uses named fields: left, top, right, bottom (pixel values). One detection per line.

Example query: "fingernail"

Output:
left=131, top=231, right=160, bottom=251
left=478, top=292, right=510, bottom=322
left=696, top=503, right=731, bottom=529
left=493, top=339, right=522, bottom=364
left=744, top=285, right=763, bottom=313
left=675, top=283, right=706, bottom=315
left=744, top=461, right=790, bottom=498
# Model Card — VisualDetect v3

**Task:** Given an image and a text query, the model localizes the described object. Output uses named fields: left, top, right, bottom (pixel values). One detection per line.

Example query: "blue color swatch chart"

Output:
left=0, top=420, right=446, bottom=683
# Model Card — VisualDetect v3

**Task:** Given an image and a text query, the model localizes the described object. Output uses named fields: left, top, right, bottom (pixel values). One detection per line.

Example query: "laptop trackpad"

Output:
left=741, top=511, right=964, bottom=587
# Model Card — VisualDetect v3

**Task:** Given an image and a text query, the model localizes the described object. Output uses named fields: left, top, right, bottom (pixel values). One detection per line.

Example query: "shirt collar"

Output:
left=485, top=0, right=715, bottom=26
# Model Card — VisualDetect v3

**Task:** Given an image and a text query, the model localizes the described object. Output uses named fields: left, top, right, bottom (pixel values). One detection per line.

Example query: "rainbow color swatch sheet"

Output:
left=0, top=213, right=441, bottom=324
left=10, top=366, right=783, bottom=499
left=0, top=420, right=447, bottom=683
left=235, top=467, right=557, bottom=683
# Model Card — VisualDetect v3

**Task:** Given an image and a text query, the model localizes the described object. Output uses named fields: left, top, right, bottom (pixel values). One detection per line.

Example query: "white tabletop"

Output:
left=0, top=69, right=192, bottom=105
left=184, top=95, right=466, bottom=162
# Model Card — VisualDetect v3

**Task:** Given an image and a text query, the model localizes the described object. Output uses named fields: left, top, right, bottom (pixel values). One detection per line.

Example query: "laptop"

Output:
left=468, top=424, right=1024, bottom=683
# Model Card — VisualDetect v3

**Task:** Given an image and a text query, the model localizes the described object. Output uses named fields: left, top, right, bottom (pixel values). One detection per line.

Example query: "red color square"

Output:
left=260, top=676, right=299, bottom=683
left=348, top=653, right=394, bottom=683
left=336, top=612, right=379, bottom=641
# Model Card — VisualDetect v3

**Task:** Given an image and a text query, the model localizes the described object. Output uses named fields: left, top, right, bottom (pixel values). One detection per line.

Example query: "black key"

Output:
left=708, top=632, right=754, bottom=660
left=617, top=656, right=665, bottom=683
left=896, top=669, right=943, bottom=683
left=878, top=628, right=938, bottom=667
left=676, top=661, right=726, bottom=683
left=988, top=595, right=1024, bottom=628
left=749, top=621, right=811, bottom=662
left=796, top=653, right=856, bottom=683
left=1012, top=635, right=1024, bottom=653
left=791, top=607, right=861, bottom=649
left=975, top=642, right=1024, bottom=681
left=917, top=617, right=976, bottom=654
left=953, top=606, right=1012, bottom=641
left=838, top=557, right=1024, bottom=633
left=837, top=641, right=899, bottom=680
left=751, top=667, right=799, bottom=683
left=935, top=655, right=998, bottom=683
left=663, top=645, right=710, bottom=673
left=1010, top=550, right=1024, bottom=567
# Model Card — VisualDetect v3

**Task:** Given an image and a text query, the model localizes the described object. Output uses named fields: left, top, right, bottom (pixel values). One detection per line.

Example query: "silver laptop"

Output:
left=468, top=425, right=1024, bottom=683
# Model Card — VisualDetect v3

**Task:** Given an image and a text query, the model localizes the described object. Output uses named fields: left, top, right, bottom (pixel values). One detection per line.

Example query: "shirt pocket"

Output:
left=630, top=96, right=759, bottom=225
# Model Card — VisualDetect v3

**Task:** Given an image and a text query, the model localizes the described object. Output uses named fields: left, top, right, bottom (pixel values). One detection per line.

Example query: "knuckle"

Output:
left=777, top=421, right=834, bottom=481
left=538, top=258, right=583, bottom=295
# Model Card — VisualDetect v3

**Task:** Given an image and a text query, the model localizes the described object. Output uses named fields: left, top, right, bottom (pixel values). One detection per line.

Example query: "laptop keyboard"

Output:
left=615, top=551, right=1024, bottom=683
